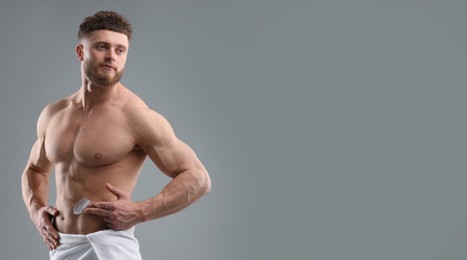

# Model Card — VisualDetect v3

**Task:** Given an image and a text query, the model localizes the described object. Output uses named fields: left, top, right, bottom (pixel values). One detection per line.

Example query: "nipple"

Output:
left=94, top=153, right=102, bottom=160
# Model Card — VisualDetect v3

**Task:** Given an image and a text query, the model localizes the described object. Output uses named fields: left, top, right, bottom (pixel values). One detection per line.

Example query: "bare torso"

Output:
left=21, top=28, right=210, bottom=251
left=46, top=86, right=148, bottom=234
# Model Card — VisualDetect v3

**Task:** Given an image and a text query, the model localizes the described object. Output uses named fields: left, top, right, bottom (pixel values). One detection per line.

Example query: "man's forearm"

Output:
left=138, top=169, right=211, bottom=222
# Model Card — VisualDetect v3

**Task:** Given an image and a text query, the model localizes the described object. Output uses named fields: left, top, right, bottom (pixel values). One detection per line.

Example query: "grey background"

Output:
left=1, top=0, right=467, bottom=259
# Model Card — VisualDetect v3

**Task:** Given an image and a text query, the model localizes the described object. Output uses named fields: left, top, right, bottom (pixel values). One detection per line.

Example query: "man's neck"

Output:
left=78, top=81, right=121, bottom=112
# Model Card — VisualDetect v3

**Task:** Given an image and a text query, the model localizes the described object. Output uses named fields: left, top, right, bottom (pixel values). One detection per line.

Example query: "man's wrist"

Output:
left=136, top=200, right=151, bottom=223
left=29, top=204, right=44, bottom=219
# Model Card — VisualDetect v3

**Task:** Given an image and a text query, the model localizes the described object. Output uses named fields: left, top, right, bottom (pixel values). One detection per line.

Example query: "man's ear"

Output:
left=76, top=44, right=84, bottom=61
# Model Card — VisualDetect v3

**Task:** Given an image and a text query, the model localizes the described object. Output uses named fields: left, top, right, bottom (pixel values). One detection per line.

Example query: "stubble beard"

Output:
left=84, top=61, right=124, bottom=89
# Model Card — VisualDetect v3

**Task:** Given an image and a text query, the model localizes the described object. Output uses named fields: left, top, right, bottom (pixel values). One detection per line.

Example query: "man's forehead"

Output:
left=83, top=30, right=129, bottom=47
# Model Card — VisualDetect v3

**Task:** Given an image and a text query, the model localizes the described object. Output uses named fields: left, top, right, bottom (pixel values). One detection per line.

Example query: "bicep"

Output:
left=27, top=138, right=52, bottom=175
left=146, top=138, right=203, bottom=178
left=135, top=110, right=203, bottom=178
left=28, top=106, right=53, bottom=174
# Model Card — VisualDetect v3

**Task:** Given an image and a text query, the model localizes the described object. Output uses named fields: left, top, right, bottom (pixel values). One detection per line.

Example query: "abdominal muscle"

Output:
left=53, top=193, right=113, bottom=234
left=52, top=155, right=145, bottom=234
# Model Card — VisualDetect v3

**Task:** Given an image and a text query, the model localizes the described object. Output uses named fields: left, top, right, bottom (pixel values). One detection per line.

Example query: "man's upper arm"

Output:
left=132, top=108, right=205, bottom=178
left=27, top=106, right=53, bottom=174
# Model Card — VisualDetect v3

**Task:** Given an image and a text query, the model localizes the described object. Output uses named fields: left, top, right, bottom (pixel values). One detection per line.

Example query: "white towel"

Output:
left=49, top=227, right=142, bottom=260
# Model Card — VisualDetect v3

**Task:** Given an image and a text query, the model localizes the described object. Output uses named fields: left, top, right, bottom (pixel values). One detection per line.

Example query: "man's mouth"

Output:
left=100, top=64, right=116, bottom=70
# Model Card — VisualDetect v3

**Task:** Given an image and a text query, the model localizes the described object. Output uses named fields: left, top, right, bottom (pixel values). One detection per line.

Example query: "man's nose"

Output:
left=105, top=50, right=116, bottom=61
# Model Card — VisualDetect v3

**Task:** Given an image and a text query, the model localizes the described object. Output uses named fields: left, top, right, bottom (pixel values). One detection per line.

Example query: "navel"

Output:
left=94, top=153, right=102, bottom=160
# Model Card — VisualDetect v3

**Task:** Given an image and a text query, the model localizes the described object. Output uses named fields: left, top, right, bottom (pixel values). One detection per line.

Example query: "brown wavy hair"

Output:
left=78, top=11, right=133, bottom=41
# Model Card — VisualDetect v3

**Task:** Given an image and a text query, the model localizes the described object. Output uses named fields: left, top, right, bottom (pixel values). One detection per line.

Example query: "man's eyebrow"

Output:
left=94, top=41, right=109, bottom=46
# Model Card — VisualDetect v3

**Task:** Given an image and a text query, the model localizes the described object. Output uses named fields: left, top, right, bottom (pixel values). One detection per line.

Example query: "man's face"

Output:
left=78, top=30, right=129, bottom=88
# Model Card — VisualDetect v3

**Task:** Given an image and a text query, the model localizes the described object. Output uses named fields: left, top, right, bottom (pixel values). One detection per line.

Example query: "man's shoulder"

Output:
left=111, top=86, right=173, bottom=139
left=122, top=101, right=162, bottom=124
left=119, top=87, right=163, bottom=121
left=120, top=95, right=173, bottom=138
left=35, top=96, right=74, bottom=135
left=39, top=96, right=74, bottom=119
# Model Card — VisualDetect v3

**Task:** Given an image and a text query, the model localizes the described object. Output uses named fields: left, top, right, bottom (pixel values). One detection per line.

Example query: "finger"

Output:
left=44, top=223, right=60, bottom=240
left=42, top=228, right=59, bottom=249
left=84, top=207, right=112, bottom=217
left=46, top=239, right=58, bottom=250
left=106, top=183, right=127, bottom=199
left=45, top=206, right=59, bottom=216
left=87, top=202, right=113, bottom=210
left=106, top=222, right=114, bottom=229
left=43, top=215, right=60, bottom=240
left=42, top=225, right=58, bottom=241
left=44, top=236, right=55, bottom=250
left=47, top=233, right=59, bottom=248
left=112, top=225, right=124, bottom=231
left=43, top=225, right=55, bottom=240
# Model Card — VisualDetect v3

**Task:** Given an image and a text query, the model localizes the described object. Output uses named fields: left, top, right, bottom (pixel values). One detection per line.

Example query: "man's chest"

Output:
left=44, top=108, right=137, bottom=166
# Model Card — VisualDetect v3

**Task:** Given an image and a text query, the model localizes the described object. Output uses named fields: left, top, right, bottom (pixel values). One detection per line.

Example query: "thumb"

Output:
left=106, top=183, right=127, bottom=199
left=45, top=206, right=59, bottom=216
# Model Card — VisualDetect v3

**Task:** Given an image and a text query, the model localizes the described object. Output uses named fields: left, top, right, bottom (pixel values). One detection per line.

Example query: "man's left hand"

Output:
left=84, top=183, right=143, bottom=230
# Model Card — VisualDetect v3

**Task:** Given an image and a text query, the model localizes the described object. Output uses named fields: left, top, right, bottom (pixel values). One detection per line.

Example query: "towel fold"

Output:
left=49, top=227, right=142, bottom=260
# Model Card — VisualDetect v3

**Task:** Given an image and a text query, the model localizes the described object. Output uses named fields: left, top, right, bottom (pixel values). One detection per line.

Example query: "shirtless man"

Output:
left=21, top=11, right=211, bottom=259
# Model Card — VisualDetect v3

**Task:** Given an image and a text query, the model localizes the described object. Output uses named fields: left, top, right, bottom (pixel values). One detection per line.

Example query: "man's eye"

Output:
left=97, top=44, right=106, bottom=50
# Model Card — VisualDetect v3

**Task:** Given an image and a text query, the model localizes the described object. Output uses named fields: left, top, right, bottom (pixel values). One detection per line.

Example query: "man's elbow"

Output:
left=199, top=169, right=212, bottom=195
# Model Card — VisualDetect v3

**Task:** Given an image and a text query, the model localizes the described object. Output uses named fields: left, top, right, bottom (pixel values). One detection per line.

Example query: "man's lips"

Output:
left=100, top=64, right=116, bottom=70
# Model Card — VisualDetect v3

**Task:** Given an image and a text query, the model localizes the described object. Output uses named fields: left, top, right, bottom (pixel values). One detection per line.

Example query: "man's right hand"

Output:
left=33, top=206, right=60, bottom=250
